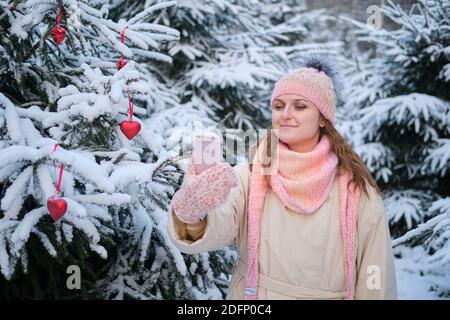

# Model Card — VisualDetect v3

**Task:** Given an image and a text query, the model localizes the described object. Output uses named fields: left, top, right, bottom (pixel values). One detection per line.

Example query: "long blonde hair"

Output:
left=248, top=118, right=381, bottom=198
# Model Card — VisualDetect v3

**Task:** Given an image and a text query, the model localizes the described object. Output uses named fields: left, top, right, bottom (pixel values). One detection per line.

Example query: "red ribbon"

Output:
left=122, top=27, right=135, bottom=121
left=128, top=91, right=134, bottom=121
left=52, top=144, right=65, bottom=196
left=121, top=27, right=128, bottom=44
left=56, top=0, right=63, bottom=26
left=120, top=27, right=128, bottom=60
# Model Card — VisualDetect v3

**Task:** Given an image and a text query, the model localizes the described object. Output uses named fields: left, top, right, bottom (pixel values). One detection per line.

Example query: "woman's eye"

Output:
left=274, top=105, right=284, bottom=110
left=295, top=105, right=306, bottom=109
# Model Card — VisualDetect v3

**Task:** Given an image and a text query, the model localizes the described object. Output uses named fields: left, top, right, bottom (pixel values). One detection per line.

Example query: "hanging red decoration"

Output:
left=51, top=0, right=66, bottom=46
left=117, top=27, right=128, bottom=69
left=120, top=92, right=141, bottom=140
left=47, top=144, right=68, bottom=222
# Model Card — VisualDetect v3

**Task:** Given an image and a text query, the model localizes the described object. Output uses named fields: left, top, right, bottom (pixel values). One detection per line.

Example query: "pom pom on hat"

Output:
left=299, top=54, right=344, bottom=103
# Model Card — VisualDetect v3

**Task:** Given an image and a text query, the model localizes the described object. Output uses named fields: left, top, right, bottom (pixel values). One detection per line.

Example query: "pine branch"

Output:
left=11, top=0, right=22, bottom=11
left=20, top=26, right=53, bottom=63
left=151, top=153, right=192, bottom=181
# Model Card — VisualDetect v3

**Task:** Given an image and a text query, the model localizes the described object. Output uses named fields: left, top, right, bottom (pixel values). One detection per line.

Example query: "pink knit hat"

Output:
left=271, top=57, right=339, bottom=123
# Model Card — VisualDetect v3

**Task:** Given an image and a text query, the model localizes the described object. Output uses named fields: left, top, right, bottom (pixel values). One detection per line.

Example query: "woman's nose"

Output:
left=281, top=105, right=292, bottom=119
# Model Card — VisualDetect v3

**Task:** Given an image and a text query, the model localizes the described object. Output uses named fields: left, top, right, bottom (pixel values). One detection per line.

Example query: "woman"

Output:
left=167, top=56, right=397, bottom=300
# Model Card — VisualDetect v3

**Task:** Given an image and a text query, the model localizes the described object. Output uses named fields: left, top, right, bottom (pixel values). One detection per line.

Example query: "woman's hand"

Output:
left=172, top=158, right=238, bottom=224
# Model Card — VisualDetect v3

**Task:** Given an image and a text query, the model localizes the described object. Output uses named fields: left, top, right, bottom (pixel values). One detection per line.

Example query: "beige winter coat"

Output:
left=167, top=161, right=397, bottom=300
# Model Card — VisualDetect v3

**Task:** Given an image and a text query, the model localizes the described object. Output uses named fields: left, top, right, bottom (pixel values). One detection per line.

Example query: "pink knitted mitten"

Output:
left=172, top=158, right=238, bottom=224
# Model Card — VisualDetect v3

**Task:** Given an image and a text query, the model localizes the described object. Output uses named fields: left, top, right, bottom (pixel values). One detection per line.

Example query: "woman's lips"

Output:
left=280, top=125, right=297, bottom=127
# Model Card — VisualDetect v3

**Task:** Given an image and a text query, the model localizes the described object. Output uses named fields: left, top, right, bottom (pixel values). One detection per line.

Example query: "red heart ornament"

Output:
left=47, top=196, right=68, bottom=222
left=51, top=26, right=66, bottom=45
left=117, top=57, right=127, bottom=70
left=120, top=120, right=141, bottom=140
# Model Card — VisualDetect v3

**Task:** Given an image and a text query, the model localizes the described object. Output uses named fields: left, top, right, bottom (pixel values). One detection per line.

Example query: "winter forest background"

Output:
left=0, top=0, right=449, bottom=299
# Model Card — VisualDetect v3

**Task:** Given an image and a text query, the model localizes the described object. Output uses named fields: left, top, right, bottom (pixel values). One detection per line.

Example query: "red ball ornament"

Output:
left=51, top=26, right=66, bottom=45
left=120, top=120, right=141, bottom=140
left=117, top=57, right=127, bottom=70
left=47, top=195, right=68, bottom=222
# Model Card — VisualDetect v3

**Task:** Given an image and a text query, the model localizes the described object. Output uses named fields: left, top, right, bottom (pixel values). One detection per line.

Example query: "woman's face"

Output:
left=271, top=94, right=324, bottom=151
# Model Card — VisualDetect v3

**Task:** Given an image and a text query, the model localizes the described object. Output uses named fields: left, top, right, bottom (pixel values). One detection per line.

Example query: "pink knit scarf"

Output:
left=245, top=135, right=361, bottom=300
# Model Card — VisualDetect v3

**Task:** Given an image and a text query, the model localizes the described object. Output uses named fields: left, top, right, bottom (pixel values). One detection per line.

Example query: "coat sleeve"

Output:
left=167, top=161, right=249, bottom=255
left=354, top=186, right=398, bottom=299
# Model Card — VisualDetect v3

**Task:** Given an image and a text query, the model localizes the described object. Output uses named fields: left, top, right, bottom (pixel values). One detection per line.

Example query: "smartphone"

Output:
left=193, top=134, right=223, bottom=174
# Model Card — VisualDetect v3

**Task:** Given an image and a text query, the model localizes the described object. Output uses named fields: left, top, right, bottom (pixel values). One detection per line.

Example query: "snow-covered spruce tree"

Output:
left=0, top=0, right=203, bottom=299
left=344, top=0, right=450, bottom=296
left=82, top=1, right=234, bottom=300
